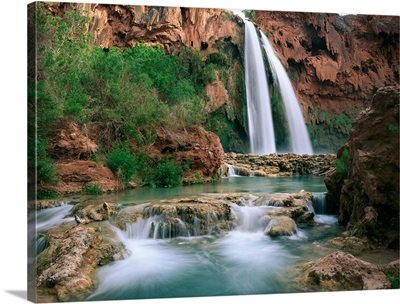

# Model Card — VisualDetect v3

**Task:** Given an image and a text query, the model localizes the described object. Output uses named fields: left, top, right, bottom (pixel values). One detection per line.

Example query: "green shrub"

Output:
left=387, top=273, right=400, bottom=288
left=107, top=146, right=137, bottom=186
left=388, top=123, right=399, bottom=134
left=336, top=148, right=350, bottom=177
left=147, top=157, right=182, bottom=188
left=82, top=184, right=102, bottom=195
left=37, top=190, right=58, bottom=199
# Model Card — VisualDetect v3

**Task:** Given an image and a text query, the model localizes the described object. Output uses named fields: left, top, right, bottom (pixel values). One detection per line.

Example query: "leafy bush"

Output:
left=37, top=190, right=58, bottom=199
left=147, top=157, right=182, bottom=188
left=107, top=146, right=137, bottom=186
left=82, top=184, right=102, bottom=195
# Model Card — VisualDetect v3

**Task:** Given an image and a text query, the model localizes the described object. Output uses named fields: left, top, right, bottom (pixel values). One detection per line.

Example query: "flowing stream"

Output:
left=39, top=176, right=340, bottom=301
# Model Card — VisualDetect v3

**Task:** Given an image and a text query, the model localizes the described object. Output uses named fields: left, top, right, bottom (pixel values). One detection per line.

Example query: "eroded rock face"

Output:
left=257, top=12, right=399, bottom=119
left=223, top=153, right=335, bottom=177
left=41, top=160, right=122, bottom=194
left=303, top=251, right=391, bottom=291
left=146, top=126, right=224, bottom=183
left=325, top=86, right=399, bottom=248
left=48, top=121, right=98, bottom=160
left=88, top=4, right=242, bottom=52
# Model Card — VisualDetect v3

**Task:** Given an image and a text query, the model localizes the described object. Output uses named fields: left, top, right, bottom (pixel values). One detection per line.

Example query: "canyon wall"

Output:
left=325, top=86, right=399, bottom=248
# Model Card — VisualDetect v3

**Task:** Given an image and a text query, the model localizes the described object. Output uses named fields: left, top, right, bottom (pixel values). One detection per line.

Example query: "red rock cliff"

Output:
left=256, top=12, right=399, bottom=120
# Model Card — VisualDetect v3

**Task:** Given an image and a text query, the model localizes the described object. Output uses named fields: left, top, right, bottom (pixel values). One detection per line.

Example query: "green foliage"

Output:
left=191, top=172, right=204, bottom=184
left=243, top=10, right=257, bottom=22
left=37, top=190, right=58, bottom=199
left=82, top=184, right=102, bottom=195
left=307, top=109, right=353, bottom=152
left=270, top=88, right=290, bottom=151
left=107, top=146, right=138, bottom=186
left=34, top=136, right=58, bottom=185
left=35, top=6, right=214, bottom=151
left=388, top=123, right=399, bottom=134
left=387, top=273, right=400, bottom=288
left=147, top=157, right=182, bottom=188
left=205, top=108, right=248, bottom=153
left=336, top=148, right=350, bottom=177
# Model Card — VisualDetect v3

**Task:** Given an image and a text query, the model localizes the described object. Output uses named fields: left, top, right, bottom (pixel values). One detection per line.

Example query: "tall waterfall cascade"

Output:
left=242, top=18, right=313, bottom=155
left=244, top=20, right=276, bottom=154
left=260, top=32, right=313, bottom=154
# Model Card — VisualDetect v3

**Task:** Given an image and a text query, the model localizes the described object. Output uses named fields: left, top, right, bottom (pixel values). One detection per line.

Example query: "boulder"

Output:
left=303, top=251, right=391, bottom=291
left=264, top=216, right=297, bottom=237
left=147, top=126, right=224, bottom=183
left=72, top=201, right=118, bottom=224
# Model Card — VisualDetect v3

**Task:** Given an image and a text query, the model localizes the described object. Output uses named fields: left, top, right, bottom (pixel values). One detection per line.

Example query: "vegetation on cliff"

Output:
left=29, top=4, right=242, bottom=190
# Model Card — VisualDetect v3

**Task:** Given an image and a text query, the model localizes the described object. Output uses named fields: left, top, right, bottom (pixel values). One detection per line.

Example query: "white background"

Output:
left=0, top=0, right=399, bottom=303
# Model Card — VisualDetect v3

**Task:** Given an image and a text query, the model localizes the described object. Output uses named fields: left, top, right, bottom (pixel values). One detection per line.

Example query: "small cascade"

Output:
left=244, top=20, right=276, bottom=154
left=227, top=165, right=240, bottom=177
left=311, top=192, right=338, bottom=225
left=231, top=204, right=269, bottom=232
left=312, top=192, right=328, bottom=214
left=121, top=209, right=223, bottom=240
left=36, top=204, right=74, bottom=232
left=260, top=32, right=313, bottom=154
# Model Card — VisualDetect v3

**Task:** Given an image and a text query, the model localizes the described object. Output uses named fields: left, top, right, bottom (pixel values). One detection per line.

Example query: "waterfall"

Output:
left=311, top=192, right=338, bottom=225
left=311, top=192, right=328, bottom=214
left=260, top=32, right=313, bottom=154
left=244, top=20, right=276, bottom=155
left=227, top=165, right=238, bottom=177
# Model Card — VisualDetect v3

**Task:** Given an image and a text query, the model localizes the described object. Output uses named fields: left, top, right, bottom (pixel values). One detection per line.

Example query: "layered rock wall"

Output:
left=324, top=86, right=399, bottom=248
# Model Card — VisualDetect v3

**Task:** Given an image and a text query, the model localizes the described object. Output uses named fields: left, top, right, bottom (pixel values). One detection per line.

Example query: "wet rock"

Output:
left=328, top=236, right=370, bottom=254
left=36, top=222, right=125, bottom=301
left=113, top=195, right=235, bottom=237
left=223, top=153, right=336, bottom=177
left=72, top=201, right=118, bottom=224
left=303, top=251, right=391, bottom=291
left=264, top=216, right=297, bottom=237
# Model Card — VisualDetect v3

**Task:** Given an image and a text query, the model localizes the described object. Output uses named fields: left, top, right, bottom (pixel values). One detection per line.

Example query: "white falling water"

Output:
left=260, top=32, right=313, bottom=154
left=227, top=165, right=239, bottom=177
left=244, top=20, right=276, bottom=155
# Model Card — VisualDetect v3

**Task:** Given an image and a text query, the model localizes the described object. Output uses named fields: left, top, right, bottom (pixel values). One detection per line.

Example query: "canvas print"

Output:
left=27, top=1, right=399, bottom=302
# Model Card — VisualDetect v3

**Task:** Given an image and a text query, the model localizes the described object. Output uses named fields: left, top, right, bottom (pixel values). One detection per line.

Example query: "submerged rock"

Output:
left=303, top=251, right=391, bottom=291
